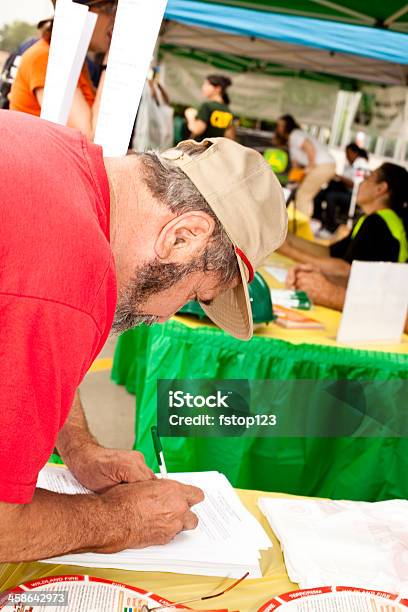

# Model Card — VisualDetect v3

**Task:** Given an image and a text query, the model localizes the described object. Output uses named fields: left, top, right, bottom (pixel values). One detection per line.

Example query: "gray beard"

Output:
left=111, top=257, right=204, bottom=335
left=111, top=311, right=160, bottom=334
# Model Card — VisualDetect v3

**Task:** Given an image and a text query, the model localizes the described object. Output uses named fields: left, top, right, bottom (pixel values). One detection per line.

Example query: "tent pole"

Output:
left=307, top=0, right=374, bottom=24
left=384, top=5, right=408, bottom=26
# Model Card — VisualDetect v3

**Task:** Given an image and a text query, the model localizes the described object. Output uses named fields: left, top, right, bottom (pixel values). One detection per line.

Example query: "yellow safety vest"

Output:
left=351, top=209, right=408, bottom=263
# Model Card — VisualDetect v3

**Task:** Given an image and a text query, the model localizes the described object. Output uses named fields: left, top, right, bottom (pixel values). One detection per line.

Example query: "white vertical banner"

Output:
left=41, top=0, right=97, bottom=125
left=94, top=0, right=168, bottom=157
left=354, top=86, right=408, bottom=138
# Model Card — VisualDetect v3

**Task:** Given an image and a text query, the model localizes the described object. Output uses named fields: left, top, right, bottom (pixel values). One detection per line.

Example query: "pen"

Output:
left=151, top=426, right=168, bottom=478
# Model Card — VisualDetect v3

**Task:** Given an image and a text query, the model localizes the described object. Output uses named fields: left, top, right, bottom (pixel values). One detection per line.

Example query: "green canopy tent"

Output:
left=163, top=0, right=408, bottom=85
left=162, top=0, right=408, bottom=155
left=184, top=0, right=408, bottom=31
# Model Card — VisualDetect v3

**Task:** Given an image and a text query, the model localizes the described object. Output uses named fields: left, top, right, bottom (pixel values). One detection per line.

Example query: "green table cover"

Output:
left=112, top=320, right=408, bottom=501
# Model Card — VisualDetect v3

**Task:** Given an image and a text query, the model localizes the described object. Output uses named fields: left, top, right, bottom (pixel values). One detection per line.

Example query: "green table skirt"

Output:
left=112, top=320, right=408, bottom=501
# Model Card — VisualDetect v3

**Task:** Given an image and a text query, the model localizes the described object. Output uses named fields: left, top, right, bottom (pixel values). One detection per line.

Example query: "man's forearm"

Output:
left=0, top=489, right=113, bottom=563
left=320, top=283, right=346, bottom=311
left=317, top=257, right=351, bottom=278
left=328, top=283, right=345, bottom=311
left=57, top=390, right=98, bottom=467
left=278, top=234, right=329, bottom=263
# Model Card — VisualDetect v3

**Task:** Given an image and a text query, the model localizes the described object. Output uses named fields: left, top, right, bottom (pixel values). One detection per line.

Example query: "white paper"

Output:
left=38, top=466, right=271, bottom=578
left=37, top=465, right=90, bottom=495
left=265, top=265, right=289, bottom=284
left=337, top=261, right=408, bottom=344
left=259, top=496, right=408, bottom=594
left=94, top=0, right=168, bottom=157
left=41, top=0, right=96, bottom=126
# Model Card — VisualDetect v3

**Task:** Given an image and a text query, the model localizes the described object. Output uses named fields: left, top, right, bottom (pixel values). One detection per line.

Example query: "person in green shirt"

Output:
left=185, top=74, right=235, bottom=141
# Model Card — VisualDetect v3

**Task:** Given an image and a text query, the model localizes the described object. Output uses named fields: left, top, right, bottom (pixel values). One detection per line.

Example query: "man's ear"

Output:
left=155, top=211, right=215, bottom=263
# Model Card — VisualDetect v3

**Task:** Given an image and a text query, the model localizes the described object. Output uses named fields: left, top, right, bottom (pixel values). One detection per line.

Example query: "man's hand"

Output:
left=0, top=479, right=204, bottom=562
left=99, top=478, right=204, bottom=551
left=286, top=263, right=345, bottom=311
left=67, top=444, right=154, bottom=492
left=294, top=269, right=335, bottom=306
left=286, top=263, right=318, bottom=289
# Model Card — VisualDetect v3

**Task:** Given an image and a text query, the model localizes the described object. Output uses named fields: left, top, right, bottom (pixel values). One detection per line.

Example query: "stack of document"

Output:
left=38, top=466, right=271, bottom=578
left=259, top=496, right=408, bottom=593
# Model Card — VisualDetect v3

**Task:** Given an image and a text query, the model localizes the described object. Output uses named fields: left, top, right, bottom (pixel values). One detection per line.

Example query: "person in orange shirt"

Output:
left=9, top=0, right=116, bottom=140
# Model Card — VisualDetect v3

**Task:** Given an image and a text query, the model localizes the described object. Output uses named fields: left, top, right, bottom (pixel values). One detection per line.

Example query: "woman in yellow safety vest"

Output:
left=279, top=162, right=408, bottom=280
left=330, top=163, right=408, bottom=264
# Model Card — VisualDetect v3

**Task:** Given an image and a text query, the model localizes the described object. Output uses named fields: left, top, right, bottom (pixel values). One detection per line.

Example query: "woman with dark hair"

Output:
left=281, top=162, right=408, bottom=279
left=184, top=74, right=235, bottom=141
left=330, top=163, right=408, bottom=264
left=276, top=114, right=336, bottom=218
left=283, top=162, right=408, bottom=312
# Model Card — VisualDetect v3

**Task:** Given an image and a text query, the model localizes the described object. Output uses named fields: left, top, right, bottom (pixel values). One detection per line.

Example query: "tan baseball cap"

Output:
left=162, top=138, right=288, bottom=341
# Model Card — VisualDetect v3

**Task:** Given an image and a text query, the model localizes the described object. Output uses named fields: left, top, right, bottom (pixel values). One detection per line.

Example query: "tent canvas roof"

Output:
left=176, top=0, right=408, bottom=30
left=164, top=0, right=408, bottom=84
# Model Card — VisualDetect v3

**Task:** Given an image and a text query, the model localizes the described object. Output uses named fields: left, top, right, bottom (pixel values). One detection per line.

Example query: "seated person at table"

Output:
left=280, top=163, right=408, bottom=281
left=313, top=143, right=369, bottom=234
left=286, top=262, right=408, bottom=337
left=275, top=114, right=336, bottom=218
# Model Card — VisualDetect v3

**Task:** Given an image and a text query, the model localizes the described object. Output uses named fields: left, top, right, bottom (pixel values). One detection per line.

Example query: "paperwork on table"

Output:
left=259, top=496, right=408, bottom=594
left=38, top=466, right=271, bottom=578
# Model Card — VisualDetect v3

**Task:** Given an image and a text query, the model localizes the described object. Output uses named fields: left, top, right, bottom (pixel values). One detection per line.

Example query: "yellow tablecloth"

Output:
left=0, top=489, right=297, bottom=612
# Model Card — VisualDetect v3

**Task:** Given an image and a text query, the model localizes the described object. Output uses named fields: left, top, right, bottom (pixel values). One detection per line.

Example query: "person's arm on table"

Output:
left=0, top=297, right=203, bottom=563
left=0, top=478, right=203, bottom=562
left=286, top=264, right=346, bottom=310
left=279, top=237, right=351, bottom=278
left=57, top=390, right=154, bottom=491
left=280, top=233, right=330, bottom=258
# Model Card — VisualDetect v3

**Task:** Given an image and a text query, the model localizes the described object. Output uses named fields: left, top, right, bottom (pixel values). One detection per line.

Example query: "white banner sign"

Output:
left=94, top=0, right=168, bottom=157
left=354, top=85, right=408, bottom=138
left=161, top=52, right=339, bottom=125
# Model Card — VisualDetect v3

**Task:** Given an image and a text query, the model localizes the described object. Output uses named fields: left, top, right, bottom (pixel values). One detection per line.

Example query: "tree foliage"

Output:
left=0, top=21, right=37, bottom=52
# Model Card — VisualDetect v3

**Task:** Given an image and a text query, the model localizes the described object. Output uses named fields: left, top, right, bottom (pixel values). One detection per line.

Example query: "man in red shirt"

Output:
left=0, top=110, right=286, bottom=561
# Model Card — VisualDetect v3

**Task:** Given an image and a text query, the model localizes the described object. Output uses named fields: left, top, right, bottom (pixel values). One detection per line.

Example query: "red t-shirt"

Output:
left=0, top=111, right=117, bottom=504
